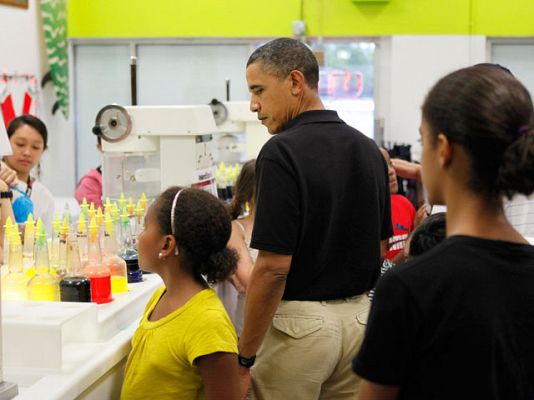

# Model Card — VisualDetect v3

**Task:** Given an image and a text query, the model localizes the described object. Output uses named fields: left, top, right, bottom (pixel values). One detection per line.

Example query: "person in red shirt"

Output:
left=380, top=148, right=428, bottom=263
left=75, top=166, right=102, bottom=209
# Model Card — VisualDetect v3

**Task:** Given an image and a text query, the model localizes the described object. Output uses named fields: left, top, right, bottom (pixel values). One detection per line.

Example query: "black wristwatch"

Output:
left=238, top=354, right=256, bottom=368
left=0, top=191, right=13, bottom=199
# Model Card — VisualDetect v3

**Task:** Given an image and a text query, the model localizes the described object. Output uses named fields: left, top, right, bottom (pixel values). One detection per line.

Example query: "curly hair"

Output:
left=408, top=213, right=446, bottom=258
left=155, top=187, right=237, bottom=283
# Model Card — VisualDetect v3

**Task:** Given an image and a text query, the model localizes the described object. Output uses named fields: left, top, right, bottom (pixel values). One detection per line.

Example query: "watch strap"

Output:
left=0, top=191, right=13, bottom=199
left=238, top=354, right=256, bottom=368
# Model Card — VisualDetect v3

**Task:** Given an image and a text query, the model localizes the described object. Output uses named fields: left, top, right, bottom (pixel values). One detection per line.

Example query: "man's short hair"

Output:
left=247, top=38, right=319, bottom=89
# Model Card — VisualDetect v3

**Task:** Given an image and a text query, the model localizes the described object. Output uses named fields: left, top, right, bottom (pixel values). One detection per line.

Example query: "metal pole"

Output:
left=130, top=56, right=137, bottom=106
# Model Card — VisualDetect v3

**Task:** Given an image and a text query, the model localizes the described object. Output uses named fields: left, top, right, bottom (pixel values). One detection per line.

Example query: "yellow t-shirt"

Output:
left=121, top=287, right=238, bottom=400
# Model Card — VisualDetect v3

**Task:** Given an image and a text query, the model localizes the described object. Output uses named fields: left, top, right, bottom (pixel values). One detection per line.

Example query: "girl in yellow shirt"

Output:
left=121, top=187, right=240, bottom=400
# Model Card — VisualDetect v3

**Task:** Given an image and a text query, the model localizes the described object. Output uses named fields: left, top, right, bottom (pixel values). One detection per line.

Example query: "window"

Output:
left=314, top=41, right=376, bottom=138
left=74, top=45, right=131, bottom=181
left=73, top=39, right=377, bottom=181
left=492, top=41, right=534, bottom=94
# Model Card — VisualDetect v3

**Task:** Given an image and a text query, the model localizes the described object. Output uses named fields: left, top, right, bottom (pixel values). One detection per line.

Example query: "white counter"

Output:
left=2, top=274, right=162, bottom=400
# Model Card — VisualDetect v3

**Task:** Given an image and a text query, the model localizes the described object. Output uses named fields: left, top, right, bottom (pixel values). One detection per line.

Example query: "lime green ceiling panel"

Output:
left=304, top=0, right=471, bottom=36
left=471, top=0, right=534, bottom=36
left=67, top=0, right=534, bottom=38
left=68, top=0, right=300, bottom=38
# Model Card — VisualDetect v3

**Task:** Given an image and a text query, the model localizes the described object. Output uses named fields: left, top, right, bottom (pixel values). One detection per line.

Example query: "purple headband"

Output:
left=518, top=125, right=530, bottom=136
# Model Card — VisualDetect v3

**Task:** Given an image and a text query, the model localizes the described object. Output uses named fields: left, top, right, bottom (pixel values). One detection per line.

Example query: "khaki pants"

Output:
left=251, top=294, right=370, bottom=400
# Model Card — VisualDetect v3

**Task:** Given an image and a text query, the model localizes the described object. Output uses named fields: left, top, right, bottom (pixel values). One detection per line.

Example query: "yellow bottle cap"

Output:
left=89, top=216, right=99, bottom=241
left=104, top=211, right=114, bottom=234
left=25, top=213, right=34, bottom=227
left=96, top=207, right=104, bottom=226
left=4, top=215, right=14, bottom=236
left=140, top=193, right=148, bottom=210
left=120, top=207, right=129, bottom=225
left=78, top=213, right=87, bottom=234
left=127, top=197, right=134, bottom=215
left=11, top=229, right=21, bottom=246
left=35, top=220, right=47, bottom=245
left=60, top=217, right=69, bottom=236
left=135, top=201, right=144, bottom=217
left=53, top=213, right=60, bottom=236
left=35, top=218, right=44, bottom=235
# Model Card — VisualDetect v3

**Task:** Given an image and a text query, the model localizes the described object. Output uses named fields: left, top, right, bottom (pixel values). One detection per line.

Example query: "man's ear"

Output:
left=436, top=133, right=453, bottom=168
left=288, top=70, right=306, bottom=96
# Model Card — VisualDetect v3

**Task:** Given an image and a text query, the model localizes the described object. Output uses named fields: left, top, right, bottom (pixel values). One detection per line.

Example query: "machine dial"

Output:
left=208, top=98, right=228, bottom=125
left=94, top=104, right=132, bottom=143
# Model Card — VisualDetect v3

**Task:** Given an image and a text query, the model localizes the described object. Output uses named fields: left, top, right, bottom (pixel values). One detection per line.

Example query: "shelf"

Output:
left=2, top=274, right=162, bottom=399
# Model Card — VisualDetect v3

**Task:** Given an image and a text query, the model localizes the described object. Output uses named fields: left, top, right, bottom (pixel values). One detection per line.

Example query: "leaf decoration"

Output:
left=41, top=0, right=69, bottom=119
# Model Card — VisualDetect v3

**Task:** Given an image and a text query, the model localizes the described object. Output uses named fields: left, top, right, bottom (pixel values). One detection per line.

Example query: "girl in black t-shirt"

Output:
left=354, top=65, right=534, bottom=400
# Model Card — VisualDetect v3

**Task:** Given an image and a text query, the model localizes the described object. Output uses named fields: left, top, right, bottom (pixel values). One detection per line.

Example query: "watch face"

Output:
left=95, top=104, right=132, bottom=143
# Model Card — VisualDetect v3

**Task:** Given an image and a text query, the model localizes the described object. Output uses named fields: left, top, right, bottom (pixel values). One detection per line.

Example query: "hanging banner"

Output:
left=40, top=0, right=69, bottom=119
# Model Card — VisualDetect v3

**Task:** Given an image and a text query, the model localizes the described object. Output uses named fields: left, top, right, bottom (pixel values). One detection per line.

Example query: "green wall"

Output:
left=68, top=0, right=534, bottom=38
left=472, top=1, right=534, bottom=36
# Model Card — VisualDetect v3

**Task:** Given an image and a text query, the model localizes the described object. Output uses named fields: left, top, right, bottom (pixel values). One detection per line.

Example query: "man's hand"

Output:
left=238, top=365, right=251, bottom=399
left=238, top=251, right=291, bottom=359
left=0, top=162, right=17, bottom=187
left=358, top=379, right=399, bottom=400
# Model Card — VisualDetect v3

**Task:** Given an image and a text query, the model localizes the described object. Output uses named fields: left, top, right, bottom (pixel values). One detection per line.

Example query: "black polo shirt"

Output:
left=251, top=110, right=392, bottom=301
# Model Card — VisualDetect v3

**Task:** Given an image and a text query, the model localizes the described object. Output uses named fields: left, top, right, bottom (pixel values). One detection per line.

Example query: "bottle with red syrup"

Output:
left=84, top=217, right=112, bottom=304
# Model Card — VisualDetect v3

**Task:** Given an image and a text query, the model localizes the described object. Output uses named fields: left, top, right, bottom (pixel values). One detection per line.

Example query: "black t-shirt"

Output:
left=250, top=110, right=392, bottom=301
left=353, top=235, right=534, bottom=400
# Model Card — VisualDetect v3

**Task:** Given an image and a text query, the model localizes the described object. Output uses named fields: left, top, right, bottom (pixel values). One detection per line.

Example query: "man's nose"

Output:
left=250, top=99, right=259, bottom=112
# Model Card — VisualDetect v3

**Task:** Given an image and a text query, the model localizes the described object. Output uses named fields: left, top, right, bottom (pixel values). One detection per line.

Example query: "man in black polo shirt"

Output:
left=237, top=38, right=392, bottom=399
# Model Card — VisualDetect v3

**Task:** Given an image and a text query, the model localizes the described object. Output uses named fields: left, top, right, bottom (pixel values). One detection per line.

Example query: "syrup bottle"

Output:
left=27, top=221, right=59, bottom=301
left=50, top=213, right=66, bottom=278
left=102, top=211, right=128, bottom=294
left=118, top=207, right=142, bottom=283
left=84, top=217, right=112, bottom=304
left=2, top=216, right=15, bottom=267
left=57, top=217, right=70, bottom=277
left=2, top=230, right=29, bottom=300
left=77, top=213, right=88, bottom=266
left=22, top=213, right=35, bottom=277
left=59, top=232, right=91, bottom=302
